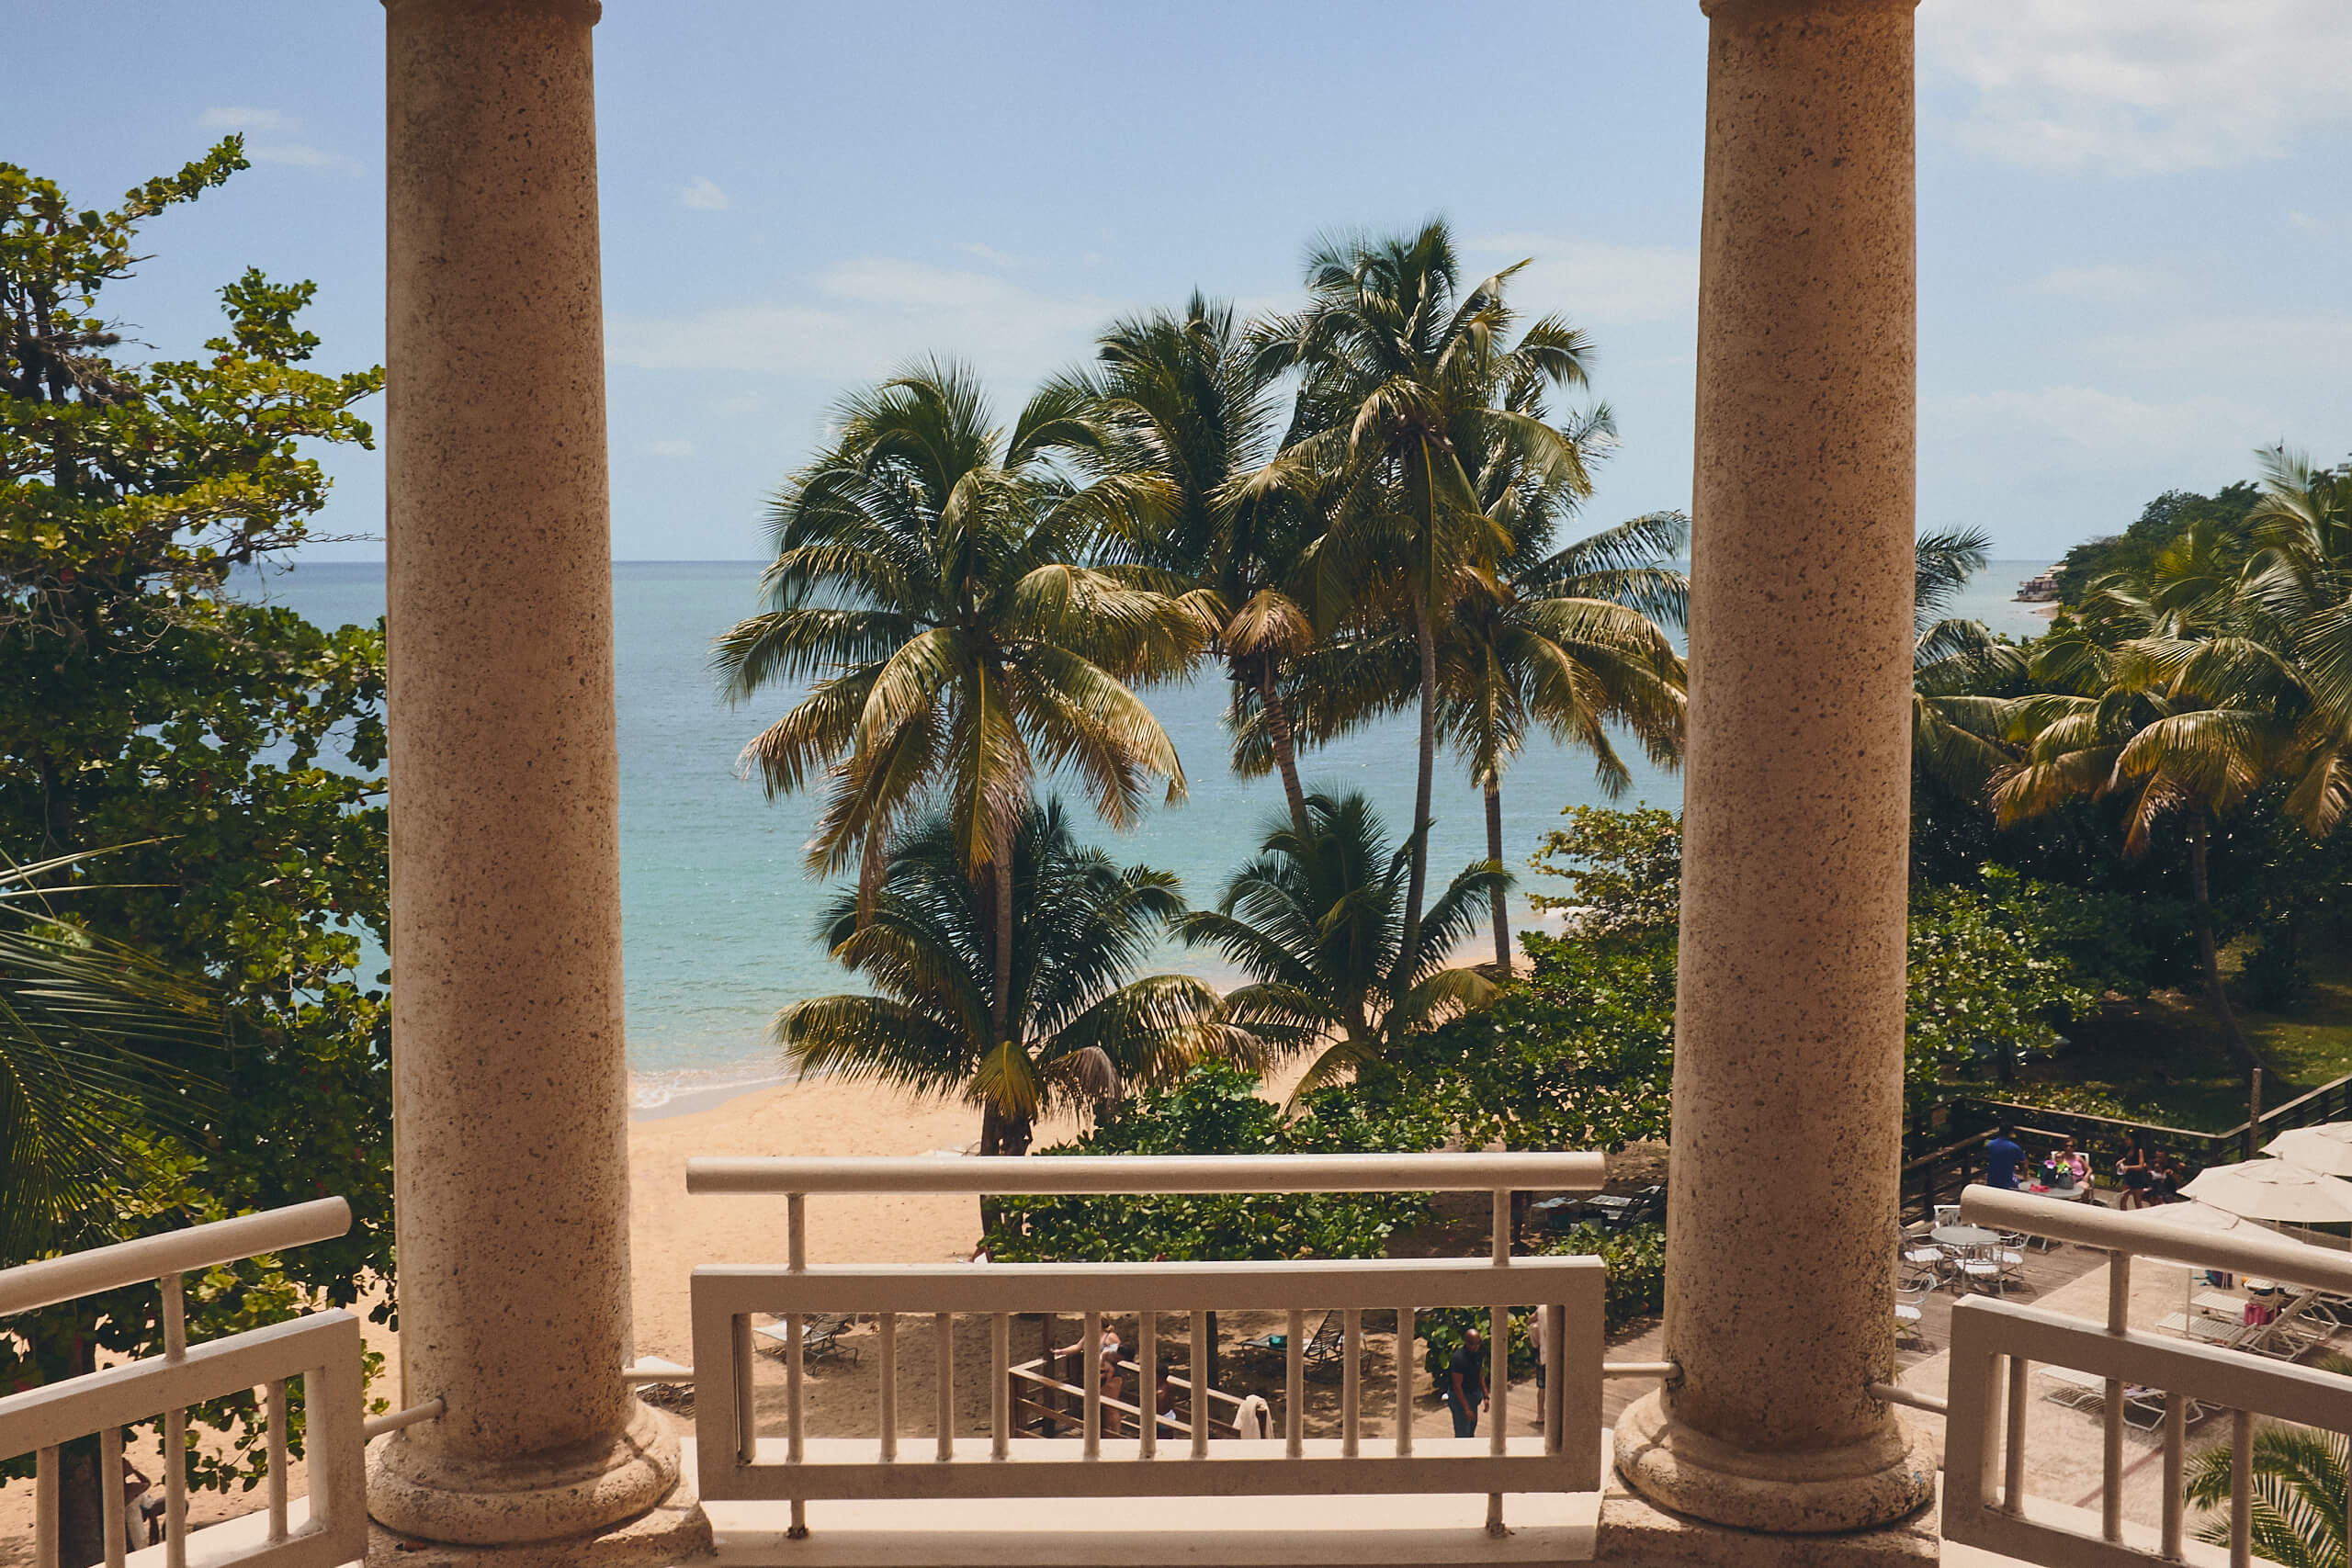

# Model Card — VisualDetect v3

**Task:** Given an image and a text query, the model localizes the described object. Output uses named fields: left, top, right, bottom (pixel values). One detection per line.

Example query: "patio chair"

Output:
left=752, top=1311, right=861, bottom=1364
left=1301, top=1310, right=1346, bottom=1373
left=1894, top=1282, right=1929, bottom=1348
left=1898, top=1242, right=1946, bottom=1291
left=1957, top=1253, right=2008, bottom=1297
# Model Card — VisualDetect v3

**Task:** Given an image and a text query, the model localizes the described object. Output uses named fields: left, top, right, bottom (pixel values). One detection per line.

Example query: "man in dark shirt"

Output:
left=1986, top=1125, right=2024, bottom=1190
left=1445, top=1328, right=1487, bottom=1437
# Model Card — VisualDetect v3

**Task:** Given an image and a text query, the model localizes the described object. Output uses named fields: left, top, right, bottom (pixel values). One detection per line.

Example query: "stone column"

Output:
left=1611, top=0, right=1934, bottom=1535
left=371, top=1, right=701, bottom=1556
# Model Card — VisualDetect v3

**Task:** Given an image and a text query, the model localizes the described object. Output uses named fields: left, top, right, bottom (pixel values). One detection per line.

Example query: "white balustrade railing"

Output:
left=685, top=1153, right=1611, bottom=1540
left=1942, top=1184, right=2352, bottom=1568
left=0, top=1200, right=368, bottom=1568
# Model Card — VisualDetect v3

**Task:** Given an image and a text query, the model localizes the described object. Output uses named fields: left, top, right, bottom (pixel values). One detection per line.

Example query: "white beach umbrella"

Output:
left=2177, top=1156, right=2352, bottom=1224
left=2263, top=1122, right=2352, bottom=1179
left=2120, top=1200, right=2249, bottom=1235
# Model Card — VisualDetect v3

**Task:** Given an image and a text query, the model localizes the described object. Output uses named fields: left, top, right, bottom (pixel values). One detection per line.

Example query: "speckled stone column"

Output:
left=370, top=1, right=698, bottom=1555
left=1611, top=0, right=1936, bottom=1535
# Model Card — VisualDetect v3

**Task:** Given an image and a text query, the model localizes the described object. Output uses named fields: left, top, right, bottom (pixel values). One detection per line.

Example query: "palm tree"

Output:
left=1067, top=295, right=1321, bottom=837
left=1279, top=508, right=1689, bottom=971
left=2185, top=1419, right=2346, bottom=1568
left=1993, top=525, right=2309, bottom=1064
left=1178, top=792, right=1505, bottom=1100
left=2231, top=446, right=2352, bottom=829
left=776, top=797, right=1237, bottom=1157
left=715, top=362, right=1213, bottom=1059
left=1250, top=221, right=1597, bottom=974
left=1911, top=525, right=2027, bottom=800
left=1, top=849, right=222, bottom=1262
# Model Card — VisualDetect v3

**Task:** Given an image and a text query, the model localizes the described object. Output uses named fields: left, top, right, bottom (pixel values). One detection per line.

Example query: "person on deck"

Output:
left=2117, top=1135, right=2152, bottom=1210
left=1445, top=1328, right=1487, bottom=1438
left=1985, top=1125, right=2024, bottom=1190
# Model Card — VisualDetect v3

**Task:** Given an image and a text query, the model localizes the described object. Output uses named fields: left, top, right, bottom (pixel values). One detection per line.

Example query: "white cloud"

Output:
left=607, top=257, right=1115, bottom=385
left=1930, top=385, right=2278, bottom=461
left=956, top=242, right=1016, bottom=267
left=197, top=107, right=356, bottom=173
left=2082, top=309, right=2352, bottom=373
left=681, top=175, right=729, bottom=211
left=643, top=439, right=695, bottom=458
left=1464, top=236, right=1698, bottom=326
left=199, top=107, right=290, bottom=131
left=2028, top=264, right=2179, bottom=301
left=1921, top=0, right=2352, bottom=174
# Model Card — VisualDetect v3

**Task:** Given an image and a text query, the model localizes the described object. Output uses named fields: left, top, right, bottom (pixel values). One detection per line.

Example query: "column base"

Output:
left=368, top=1402, right=709, bottom=1558
left=1611, top=1391, right=1937, bottom=1536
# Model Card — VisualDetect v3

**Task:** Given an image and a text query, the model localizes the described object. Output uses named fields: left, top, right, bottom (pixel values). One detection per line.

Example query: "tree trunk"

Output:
left=2187, top=809, right=2256, bottom=1070
left=1257, top=671, right=1313, bottom=841
left=58, top=1431, right=105, bottom=1568
left=1485, top=776, right=1510, bottom=973
left=990, top=852, right=1013, bottom=1055
left=1400, top=598, right=1439, bottom=978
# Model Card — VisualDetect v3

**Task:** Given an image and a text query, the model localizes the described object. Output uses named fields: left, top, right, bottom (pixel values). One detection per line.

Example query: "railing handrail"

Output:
left=685, top=1151, right=1607, bottom=1197
left=0, top=1197, right=352, bottom=1318
left=1956, top=1183, right=2352, bottom=1295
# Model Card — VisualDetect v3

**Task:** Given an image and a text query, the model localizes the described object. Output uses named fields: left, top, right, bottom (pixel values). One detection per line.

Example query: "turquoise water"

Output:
left=244, top=559, right=2052, bottom=1106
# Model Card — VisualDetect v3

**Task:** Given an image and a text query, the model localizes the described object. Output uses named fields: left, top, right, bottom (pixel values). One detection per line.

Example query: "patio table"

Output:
left=1930, top=1224, right=1999, bottom=1248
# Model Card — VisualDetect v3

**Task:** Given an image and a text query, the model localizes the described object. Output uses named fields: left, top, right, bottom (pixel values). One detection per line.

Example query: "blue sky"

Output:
left=11, top=1, right=2349, bottom=565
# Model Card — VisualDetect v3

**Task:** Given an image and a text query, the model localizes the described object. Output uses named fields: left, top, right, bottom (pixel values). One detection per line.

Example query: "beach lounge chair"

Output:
left=752, top=1312, right=861, bottom=1364
left=1301, top=1310, right=1346, bottom=1373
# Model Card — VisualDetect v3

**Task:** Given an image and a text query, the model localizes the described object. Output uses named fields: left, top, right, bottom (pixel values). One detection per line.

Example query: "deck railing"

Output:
left=0, top=1201, right=368, bottom=1568
left=1941, top=1184, right=2352, bottom=1568
left=684, top=1153, right=1611, bottom=1540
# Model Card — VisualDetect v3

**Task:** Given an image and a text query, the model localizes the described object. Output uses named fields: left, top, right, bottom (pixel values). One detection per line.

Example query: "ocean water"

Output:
left=242, top=558, right=2052, bottom=1108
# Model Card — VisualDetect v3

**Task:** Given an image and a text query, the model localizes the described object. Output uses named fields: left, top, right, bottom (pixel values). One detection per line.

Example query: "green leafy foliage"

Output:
left=983, top=1062, right=1443, bottom=1263
left=1545, top=1223, right=1665, bottom=1335
left=1404, top=930, right=1676, bottom=1153
left=1525, top=804, right=1680, bottom=938
left=2050, top=482, right=2261, bottom=605
left=0, top=146, right=390, bottom=1509
left=1906, top=869, right=2100, bottom=1088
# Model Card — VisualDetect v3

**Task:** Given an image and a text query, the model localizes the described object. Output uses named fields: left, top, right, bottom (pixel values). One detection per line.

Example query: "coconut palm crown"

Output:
left=776, top=797, right=1238, bottom=1156
left=1179, top=791, right=1505, bottom=1101
left=715, top=360, right=1216, bottom=1051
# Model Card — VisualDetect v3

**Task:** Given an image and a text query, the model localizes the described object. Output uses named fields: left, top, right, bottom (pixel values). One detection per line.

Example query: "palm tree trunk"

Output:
left=1400, top=597, right=1439, bottom=975
left=2187, top=809, right=2256, bottom=1070
left=990, top=852, right=1013, bottom=1060
left=1257, top=671, right=1312, bottom=840
left=1485, top=776, right=1510, bottom=973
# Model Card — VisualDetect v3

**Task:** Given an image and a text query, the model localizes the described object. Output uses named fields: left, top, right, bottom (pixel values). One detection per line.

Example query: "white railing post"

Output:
left=1396, top=1305, right=1415, bottom=1457
left=0, top=1201, right=367, bottom=1568
left=1942, top=1185, right=2352, bottom=1567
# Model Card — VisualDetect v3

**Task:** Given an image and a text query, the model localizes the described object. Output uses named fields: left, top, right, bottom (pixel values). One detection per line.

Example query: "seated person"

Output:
left=1985, top=1125, right=2024, bottom=1190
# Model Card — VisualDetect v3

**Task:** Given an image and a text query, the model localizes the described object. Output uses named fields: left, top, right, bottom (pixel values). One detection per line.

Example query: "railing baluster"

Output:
left=2103, top=1251, right=2130, bottom=1543
left=731, top=1313, right=756, bottom=1463
left=2230, top=1409, right=2253, bottom=1568
left=2161, top=1387, right=2186, bottom=1561
left=35, top=1444, right=58, bottom=1568
left=1341, top=1308, right=1362, bottom=1458
left=100, top=1426, right=126, bottom=1568
left=991, top=1313, right=1010, bottom=1460
left=935, top=1312, right=955, bottom=1461
left=1137, top=1309, right=1157, bottom=1460
left=2004, top=1355, right=2029, bottom=1513
left=1396, top=1306, right=1414, bottom=1455
left=786, top=1311, right=805, bottom=1463
left=879, top=1312, right=898, bottom=1461
left=1488, top=1190, right=1510, bottom=1538
left=266, top=1377, right=289, bottom=1541
left=1082, top=1310, right=1102, bottom=1458
left=1285, top=1307, right=1304, bottom=1458
left=162, top=1270, right=187, bottom=1568
left=1190, top=1309, right=1209, bottom=1457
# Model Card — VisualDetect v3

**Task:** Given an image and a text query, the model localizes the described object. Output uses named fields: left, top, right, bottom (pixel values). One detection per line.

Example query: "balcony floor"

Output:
left=693, top=1436, right=1602, bottom=1567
